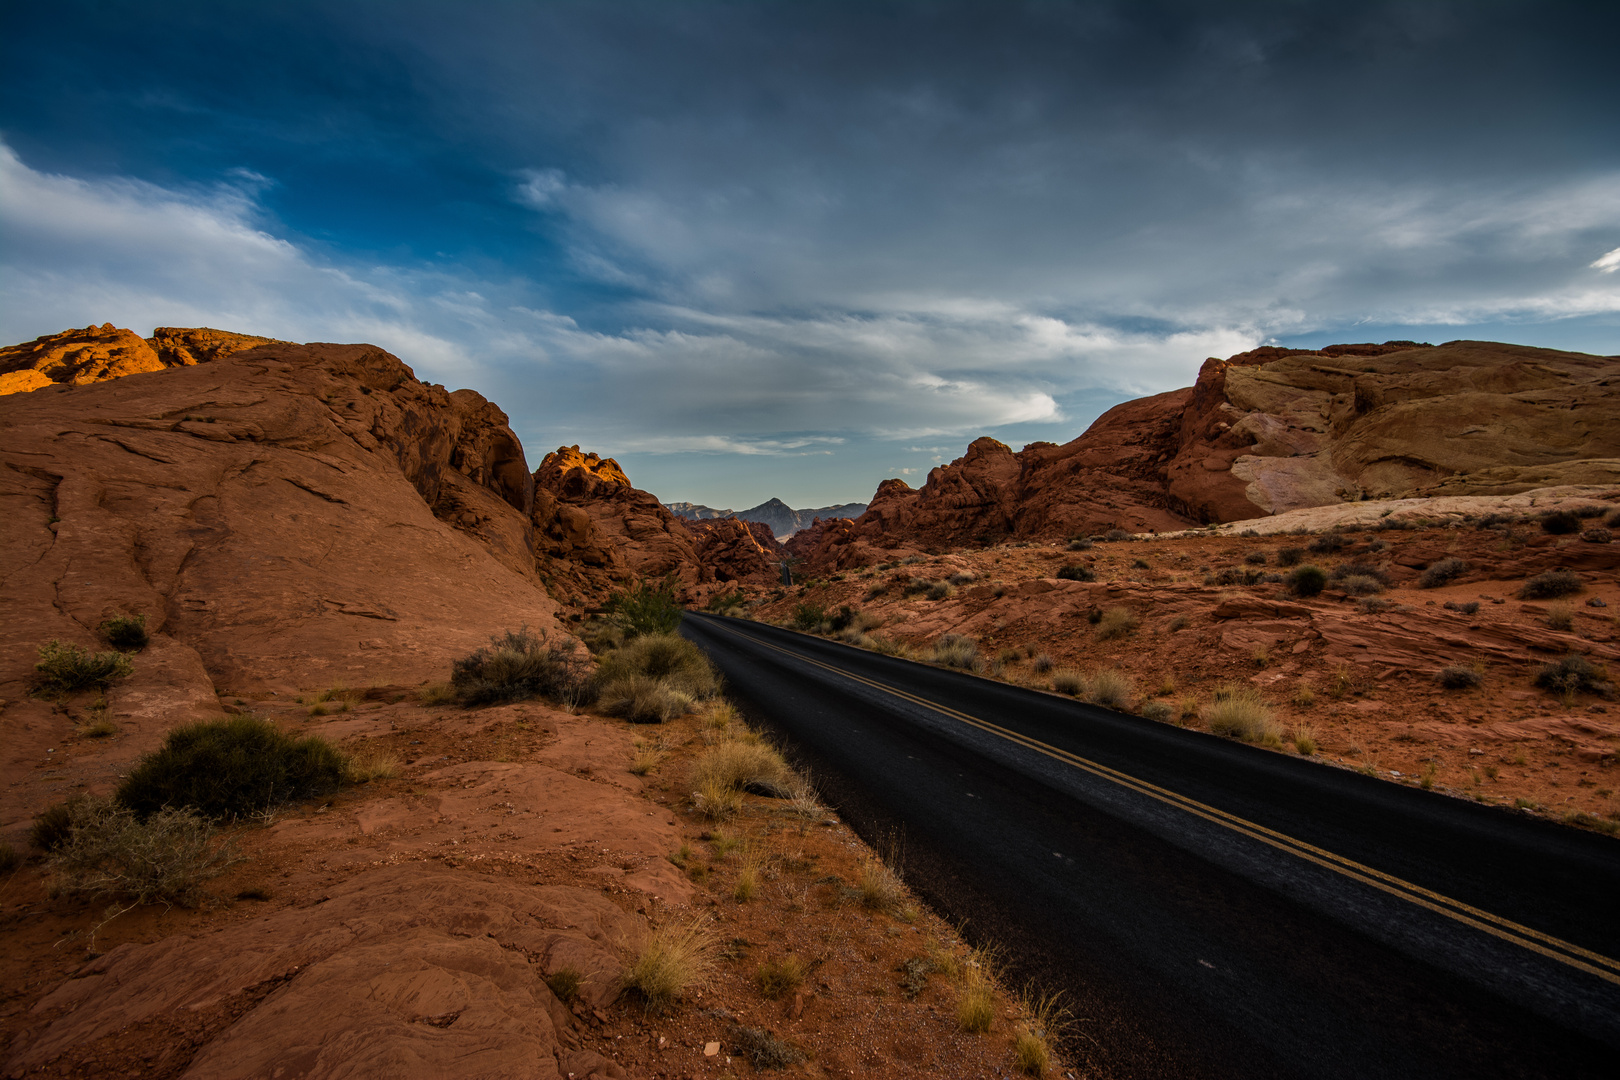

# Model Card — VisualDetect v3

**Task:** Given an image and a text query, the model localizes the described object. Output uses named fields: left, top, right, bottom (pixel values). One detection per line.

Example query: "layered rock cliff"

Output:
left=0, top=323, right=287, bottom=395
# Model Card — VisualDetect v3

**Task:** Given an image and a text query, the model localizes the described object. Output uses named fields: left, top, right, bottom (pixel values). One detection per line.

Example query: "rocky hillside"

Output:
left=665, top=496, right=868, bottom=538
left=791, top=340, right=1620, bottom=567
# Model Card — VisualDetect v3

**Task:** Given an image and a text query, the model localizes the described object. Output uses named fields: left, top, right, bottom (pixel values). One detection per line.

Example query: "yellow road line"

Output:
left=704, top=617, right=1620, bottom=987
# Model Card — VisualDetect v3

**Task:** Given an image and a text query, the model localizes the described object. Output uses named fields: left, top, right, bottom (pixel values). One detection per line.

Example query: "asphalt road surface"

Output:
left=681, top=612, right=1620, bottom=1080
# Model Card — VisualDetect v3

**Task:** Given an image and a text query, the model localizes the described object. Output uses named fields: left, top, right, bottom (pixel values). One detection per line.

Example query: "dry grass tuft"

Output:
left=343, top=747, right=400, bottom=783
left=1087, top=668, right=1133, bottom=708
left=630, top=739, right=665, bottom=776
left=1292, top=725, right=1318, bottom=756
left=1094, top=607, right=1139, bottom=641
left=691, top=735, right=796, bottom=798
left=856, top=855, right=906, bottom=913
left=418, top=681, right=456, bottom=705
left=623, top=917, right=714, bottom=1013
left=932, top=634, right=979, bottom=668
left=1013, top=991, right=1072, bottom=1076
left=1204, top=687, right=1282, bottom=747
left=755, top=954, right=805, bottom=999
left=955, top=945, right=1000, bottom=1034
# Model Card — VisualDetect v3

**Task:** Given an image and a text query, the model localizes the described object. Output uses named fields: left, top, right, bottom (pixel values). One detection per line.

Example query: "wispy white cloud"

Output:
left=1594, top=246, right=1620, bottom=274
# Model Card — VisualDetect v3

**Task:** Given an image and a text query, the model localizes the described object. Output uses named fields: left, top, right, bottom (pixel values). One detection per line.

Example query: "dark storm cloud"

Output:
left=1, top=1, right=1615, bottom=506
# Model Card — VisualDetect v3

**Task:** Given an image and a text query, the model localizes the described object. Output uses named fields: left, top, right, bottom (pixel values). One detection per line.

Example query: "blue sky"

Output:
left=2, top=1, right=1617, bottom=509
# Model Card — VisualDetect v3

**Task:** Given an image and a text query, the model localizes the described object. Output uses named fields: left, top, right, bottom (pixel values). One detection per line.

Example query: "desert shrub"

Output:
left=118, top=715, right=347, bottom=820
left=1539, top=509, right=1581, bottom=535
left=1088, top=668, right=1133, bottom=708
left=1055, top=563, right=1095, bottom=582
left=1287, top=565, right=1327, bottom=597
left=1013, top=992, right=1070, bottom=1078
left=731, top=1026, right=806, bottom=1069
left=1031, top=653, right=1055, bottom=674
left=958, top=978, right=995, bottom=1033
left=1534, top=655, right=1613, bottom=698
left=691, top=736, right=796, bottom=798
left=1437, top=666, right=1482, bottom=690
left=595, top=634, right=717, bottom=699
left=452, top=627, right=593, bottom=706
left=927, top=581, right=955, bottom=601
left=1359, top=597, right=1394, bottom=613
left=545, top=967, right=583, bottom=1004
left=1244, top=550, right=1268, bottom=565
left=1104, top=528, right=1131, bottom=541
left=1307, top=532, right=1348, bottom=554
left=1131, top=558, right=1150, bottom=570
left=1442, top=600, right=1481, bottom=615
left=1332, top=560, right=1388, bottom=584
left=1140, top=701, right=1172, bottom=722
left=344, top=748, right=399, bottom=784
left=600, top=675, right=692, bottom=723
left=1417, top=558, right=1468, bottom=589
left=1339, top=574, right=1385, bottom=596
left=791, top=602, right=825, bottom=630
left=1545, top=603, right=1575, bottom=631
left=0, top=844, right=17, bottom=875
left=947, top=571, right=976, bottom=586
left=1095, top=607, right=1139, bottom=641
left=1519, top=569, right=1582, bottom=599
left=1292, top=726, right=1318, bottom=756
left=417, top=681, right=456, bottom=705
left=756, top=955, right=805, bottom=999
left=624, top=918, right=714, bottom=1013
left=1168, top=615, right=1190, bottom=632
left=99, top=613, right=148, bottom=651
left=706, top=589, right=747, bottom=613
left=47, top=796, right=239, bottom=907
left=1067, top=538, right=1093, bottom=551
left=30, top=798, right=85, bottom=851
left=606, top=575, right=684, bottom=638
left=932, top=634, right=979, bottom=668
left=1050, top=669, right=1085, bottom=695
left=34, top=640, right=132, bottom=694
left=1211, top=567, right=1264, bottom=587
left=1204, top=689, right=1282, bottom=746
left=1582, top=526, right=1613, bottom=544
left=1277, top=546, right=1304, bottom=567
left=902, top=578, right=934, bottom=597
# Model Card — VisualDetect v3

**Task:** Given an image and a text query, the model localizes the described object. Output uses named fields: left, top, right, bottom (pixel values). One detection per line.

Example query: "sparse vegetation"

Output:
left=1204, top=687, right=1282, bottom=747
left=606, top=574, right=684, bottom=638
left=545, top=966, right=583, bottom=1004
left=932, top=634, right=979, bottom=668
left=451, top=627, right=593, bottom=706
left=1438, top=666, right=1483, bottom=690
left=118, top=715, right=348, bottom=820
left=1031, top=653, right=1055, bottom=674
left=1287, top=565, right=1327, bottom=598
left=595, top=633, right=718, bottom=721
left=343, top=747, right=400, bottom=783
left=1418, top=558, right=1468, bottom=589
left=691, top=734, right=797, bottom=799
left=927, top=581, right=956, bottom=601
left=1094, top=607, right=1138, bottom=641
left=417, top=681, right=456, bottom=705
left=0, top=844, right=18, bottom=875
left=731, top=1025, right=807, bottom=1069
left=1545, top=602, right=1575, bottom=631
left=1276, top=546, right=1304, bottom=567
left=46, top=796, right=240, bottom=908
left=791, top=601, right=826, bottom=630
left=1519, top=569, right=1582, bottom=599
left=1013, top=991, right=1071, bottom=1077
left=1539, top=509, right=1581, bottom=535
left=1581, top=526, right=1613, bottom=544
left=856, top=855, right=906, bottom=913
left=1055, top=564, right=1095, bottom=582
left=1088, top=668, right=1133, bottom=708
left=756, top=954, right=805, bottom=999
left=98, top=613, right=148, bottom=651
left=1140, top=701, right=1172, bottom=722
left=34, top=640, right=133, bottom=694
left=1050, top=668, right=1085, bottom=696
left=1534, top=655, right=1612, bottom=700
left=1442, top=600, right=1480, bottom=616
left=1292, top=726, right=1318, bottom=756
left=623, top=917, right=714, bottom=1013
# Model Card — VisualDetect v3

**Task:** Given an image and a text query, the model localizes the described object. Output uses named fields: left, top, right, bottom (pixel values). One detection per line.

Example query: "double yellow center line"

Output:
left=708, top=618, right=1620, bottom=988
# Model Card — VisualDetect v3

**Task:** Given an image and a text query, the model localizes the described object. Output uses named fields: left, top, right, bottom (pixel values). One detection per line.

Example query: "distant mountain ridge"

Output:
left=664, top=496, right=868, bottom=538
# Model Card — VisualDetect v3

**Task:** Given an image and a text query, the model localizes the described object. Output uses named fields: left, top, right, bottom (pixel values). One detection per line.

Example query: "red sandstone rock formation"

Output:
left=0, top=323, right=287, bottom=395
left=812, top=340, right=1620, bottom=564
left=681, top=516, right=785, bottom=583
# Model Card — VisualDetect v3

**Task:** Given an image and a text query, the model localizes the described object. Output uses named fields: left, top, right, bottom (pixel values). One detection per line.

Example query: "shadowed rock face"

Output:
left=814, top=340, right=1620, bottom=561
left=681, top=517, right=785, bottom=583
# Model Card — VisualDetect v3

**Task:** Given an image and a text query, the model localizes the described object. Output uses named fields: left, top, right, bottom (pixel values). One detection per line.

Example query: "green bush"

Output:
left=791, top=602, right=826, bottom=630
left=607, top=574, right=684, bottom=638
left=99, top=613, right=149, bottom=651
left=451, top=627, right=592, bottom=706
left=117, top=715, right=347, bottom=821
left=34, top=640, right=132, bottom=693
left=706, top=589, right=747, bottom=613
left=1287, top=565, right=1327, bottom=597
left=1519, top=569, right=1582, bottom=599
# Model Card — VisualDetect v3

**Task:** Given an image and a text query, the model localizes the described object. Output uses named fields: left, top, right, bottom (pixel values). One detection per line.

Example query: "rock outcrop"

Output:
left=0, top=323, right=287, bottom=395
left=813, top=340, right=1620, bottom=562
left=681, top=516, right=786, bottom=583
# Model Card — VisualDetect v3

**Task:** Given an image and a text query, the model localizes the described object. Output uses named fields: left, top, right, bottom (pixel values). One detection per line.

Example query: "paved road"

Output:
left=681, top=612, right=1620, bottom=1080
